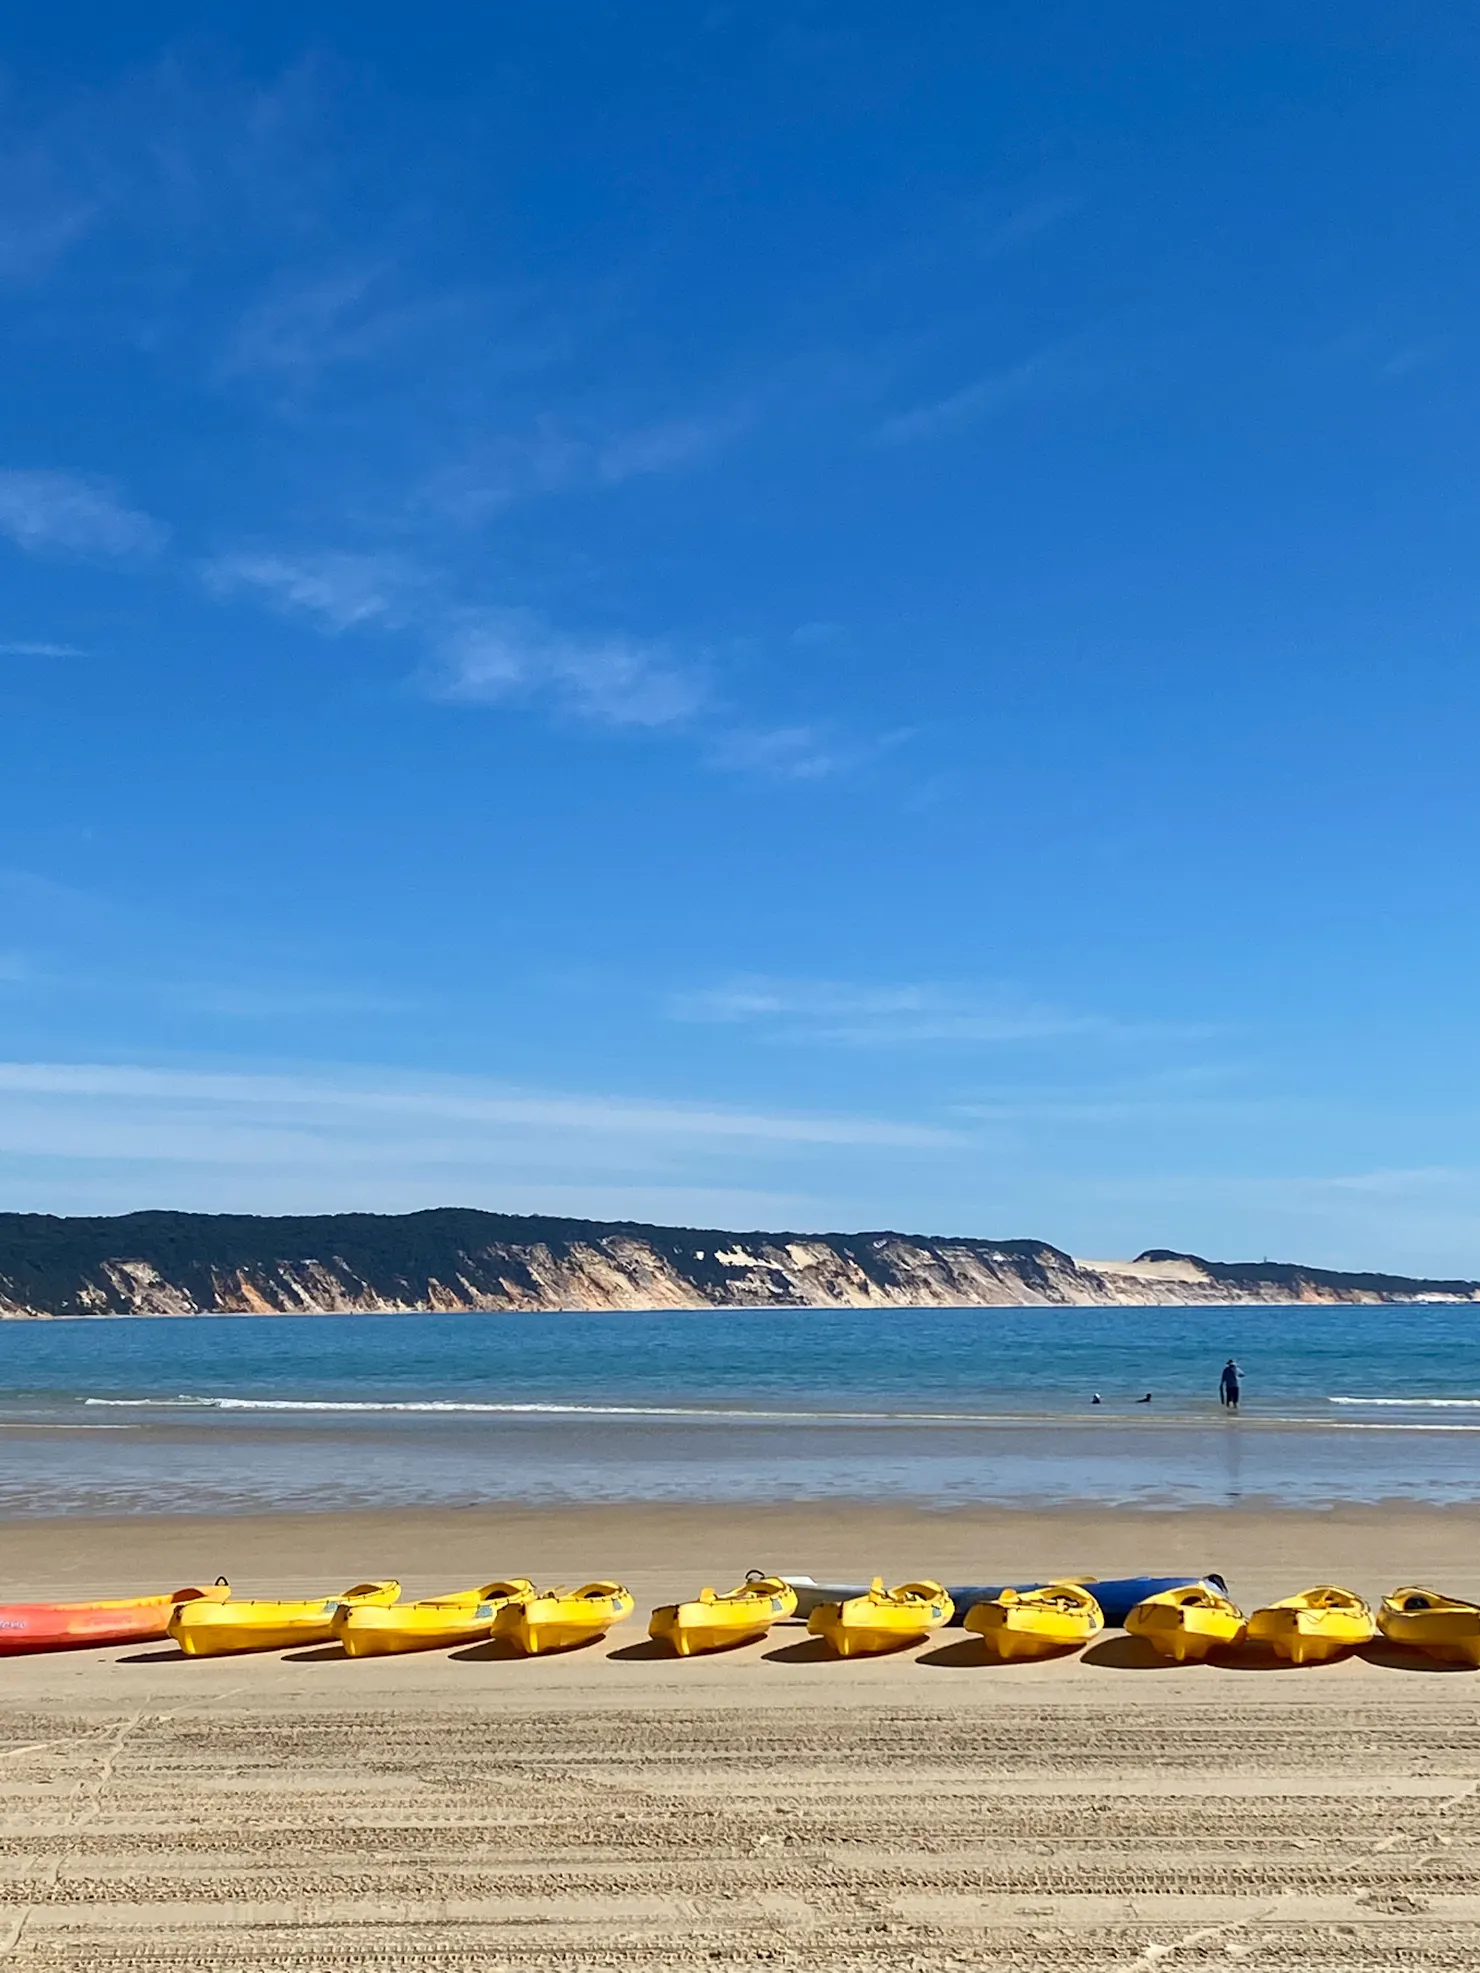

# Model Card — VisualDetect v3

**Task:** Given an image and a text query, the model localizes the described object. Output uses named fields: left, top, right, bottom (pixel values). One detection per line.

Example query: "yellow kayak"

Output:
left=963, top=1581, right=1104, bottom=1660
left=807, top=1578, right=952, bottom=1658
left=169, top=1581, right=401, bottom=1656
left=1378, top=1586, right=1480, bottom=1666
left=649, top=1576, right=797, bottom=1656
left=1246, top=1585, right=1375, bottom=1664
left=1126, top=1584, right=1246, bottom=1662
left=337, top=1580, right=535, bottom=1657
left=491, top=1581, right=634, bottom=1655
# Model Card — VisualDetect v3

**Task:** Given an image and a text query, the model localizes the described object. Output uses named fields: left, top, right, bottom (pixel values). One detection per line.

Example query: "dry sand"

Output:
left=3, top=1499, right=1480, bottom=1968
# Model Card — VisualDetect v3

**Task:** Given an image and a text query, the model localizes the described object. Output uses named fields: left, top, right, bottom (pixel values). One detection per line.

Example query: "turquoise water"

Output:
left=0, top=1303, right=1477, bottom=1515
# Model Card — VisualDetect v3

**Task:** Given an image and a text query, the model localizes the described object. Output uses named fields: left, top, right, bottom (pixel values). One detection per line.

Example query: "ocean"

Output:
left=1, top=1302, right=1477, bottom=1517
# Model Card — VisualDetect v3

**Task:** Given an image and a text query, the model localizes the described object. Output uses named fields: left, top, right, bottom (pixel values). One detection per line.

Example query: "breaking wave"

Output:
left=72, top=1393, right=1480, bottom=1433
left=1329, top=1396, right=1480, bottom=1408
left=83, top=1394, right=995, bottom=1424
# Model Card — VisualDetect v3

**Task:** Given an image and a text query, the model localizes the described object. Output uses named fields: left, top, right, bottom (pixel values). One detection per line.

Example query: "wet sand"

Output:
left=4, top=1500, right=1480, bottom=1967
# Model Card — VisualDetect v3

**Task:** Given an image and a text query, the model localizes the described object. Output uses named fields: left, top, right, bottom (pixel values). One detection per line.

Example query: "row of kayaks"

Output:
left=5, top=1572, right=1480, bottom=1666
left=171, top=1580, right=639, bottom=1657
left=1132, top=1583, right=1367, bottom=1665
left=792, top=1577, right=1480, bottom=1667
left=169, top=1576, right=794, bottom=1657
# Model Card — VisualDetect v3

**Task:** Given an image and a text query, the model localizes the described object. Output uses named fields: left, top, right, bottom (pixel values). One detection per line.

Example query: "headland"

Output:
left=2, top=1205, right=1474, bottom=1315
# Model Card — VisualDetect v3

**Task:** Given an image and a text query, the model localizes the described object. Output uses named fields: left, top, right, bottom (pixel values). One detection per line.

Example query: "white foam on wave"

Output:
left=73, top=1393, right=1480, bottom=1433
left=1324, top=1421, right=1480, bottom=1433
left=1329, top=1396, right=1480, bottom=1408
left=83, top=1394, right=986, bottom=1424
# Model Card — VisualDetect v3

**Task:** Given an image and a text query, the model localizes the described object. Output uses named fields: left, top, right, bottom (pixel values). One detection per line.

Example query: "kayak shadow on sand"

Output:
left=1080, top=1636, right=1302, bottom=1672
left=1204, top=1644, right=1307, bottom=1673
left=1358, top=1639, right=1479, bottom=1674
left=606, top=1637, right=680, bottom=1663
left=1079, top=1635, right=1184, bottom=1671
left=916, top=1637, right=1086, bottom=1669
left=762, top=1636, right=841, bottom=1665
left=916, top=1637, right=992, bottom=1669
left=1080, top=1637, right=1389, bottom=1673
left=120, top=1644, right=348, bottom=1666
left=448, top=1635, right=603, bottom=1662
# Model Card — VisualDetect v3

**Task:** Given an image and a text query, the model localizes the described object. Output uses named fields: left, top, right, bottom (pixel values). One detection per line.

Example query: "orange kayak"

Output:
left=0, top=1580, right=230, bottom=1654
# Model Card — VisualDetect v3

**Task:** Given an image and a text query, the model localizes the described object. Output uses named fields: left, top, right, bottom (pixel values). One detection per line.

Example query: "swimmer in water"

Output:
left=1136, top=1392, right=1152, bottom=1403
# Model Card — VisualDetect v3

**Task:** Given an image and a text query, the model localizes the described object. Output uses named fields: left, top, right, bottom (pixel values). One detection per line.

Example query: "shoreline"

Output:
left=8, top=1405, right=1480, bottom=1518
left=15, top=1405, right=1480, bottom=1433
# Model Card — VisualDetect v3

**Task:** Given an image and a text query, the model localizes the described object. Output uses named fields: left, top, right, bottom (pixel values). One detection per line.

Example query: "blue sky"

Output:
left=3, top=4, right=1480, bottom=1270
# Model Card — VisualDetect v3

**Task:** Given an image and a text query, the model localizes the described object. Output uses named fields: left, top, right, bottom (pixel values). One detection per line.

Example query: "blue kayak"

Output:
left=779, top=1573, right=1227, bottom=1627
left=939, top=1574, right=1229, bottom=1628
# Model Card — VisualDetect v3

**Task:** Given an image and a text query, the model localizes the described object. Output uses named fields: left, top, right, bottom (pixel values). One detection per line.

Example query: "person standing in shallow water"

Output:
left=1219, top=1358, right=1241, bottom=1410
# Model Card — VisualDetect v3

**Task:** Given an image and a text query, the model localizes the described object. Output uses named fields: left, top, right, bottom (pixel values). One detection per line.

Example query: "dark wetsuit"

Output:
left=1219, top=1364, right=1241, bottom=1410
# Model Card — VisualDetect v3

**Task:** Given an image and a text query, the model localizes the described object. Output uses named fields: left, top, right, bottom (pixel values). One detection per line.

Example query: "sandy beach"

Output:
left=4, top=1499, right=1480, bottom=1967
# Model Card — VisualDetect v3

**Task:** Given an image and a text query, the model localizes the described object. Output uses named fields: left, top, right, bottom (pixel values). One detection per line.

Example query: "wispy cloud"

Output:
left=790, top=620, right=845, bottom=647
left=218, top=262, right=414, bottom=383
left=670, top=976, right=1170, bottom=1047
left=0, top=144, right=96, bottom=284
left=419, top=425, right=590, bottom=524
left=707, top=723, right=905, bottom=782
left=201, top=547, right=709, bottom=731
left=1378, top=340, right=1447, bottom=381
left=0, top=639, right=86, bottom=657
left=433, top=608, right=707, bottom=728
left=201, top=549, right=417, bottom=632
left=0, top=471, right=167, bottom=559
left=217, top=257, right=487, bottom=398
left=422, top=409, right=745, bottom=523
left=0, top=1058, right=958, bottom=1155
left=595, top=412, right=747, bottom=483
left=874, top=347, right=1074, bottom=446
left=200, top=550, right=871, bottom=769
left=708, top=725, right=841, bottom=781
left=196, top=549, right=882, bottom=772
